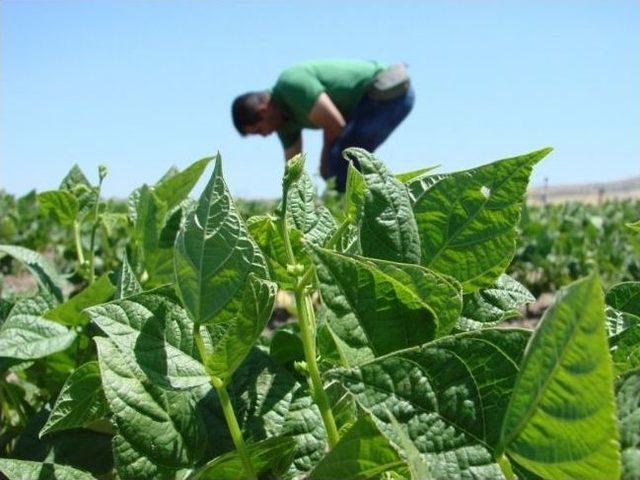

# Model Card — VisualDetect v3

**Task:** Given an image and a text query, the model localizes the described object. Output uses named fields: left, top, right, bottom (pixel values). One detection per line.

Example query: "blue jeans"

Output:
left=327, top=85, right=415, bottom=191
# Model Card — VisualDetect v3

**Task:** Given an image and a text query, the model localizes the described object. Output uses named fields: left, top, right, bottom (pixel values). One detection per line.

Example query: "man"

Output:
left=231, top=59, right=414, bottom=192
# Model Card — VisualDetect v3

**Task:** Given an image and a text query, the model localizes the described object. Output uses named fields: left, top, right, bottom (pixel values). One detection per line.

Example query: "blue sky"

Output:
left=1, top=1, right=638, bottom=199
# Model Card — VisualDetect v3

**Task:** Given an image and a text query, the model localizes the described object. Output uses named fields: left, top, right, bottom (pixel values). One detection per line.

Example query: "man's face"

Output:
left=243, top=100, right=280, bottom=137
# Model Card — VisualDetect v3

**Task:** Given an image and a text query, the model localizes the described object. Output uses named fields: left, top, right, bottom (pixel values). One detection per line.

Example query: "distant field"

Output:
left=527, top=175, right=640, bottom=204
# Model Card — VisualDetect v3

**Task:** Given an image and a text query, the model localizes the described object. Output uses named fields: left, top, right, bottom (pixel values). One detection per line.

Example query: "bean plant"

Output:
left=0, top=147, right=638, bottom=480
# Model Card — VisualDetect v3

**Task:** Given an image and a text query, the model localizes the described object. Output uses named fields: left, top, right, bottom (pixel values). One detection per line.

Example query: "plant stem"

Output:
left=73, top=220, right=85, bottom=265
left=294, top=286, right=340, bottom=448
left=88, top=177, right=104, bottom=285
left=216, top=382, right=256, bottom=480
left=193, top=325, right=256, bottom=480
left=278, top=199, right=340, bottom=448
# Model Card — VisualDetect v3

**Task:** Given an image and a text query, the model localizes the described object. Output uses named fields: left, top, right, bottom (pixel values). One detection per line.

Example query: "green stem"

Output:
left=278, top=201, right=339, bottom=448
left=193, top=325, right=256, bottom=480
left=73, top=220, right=85, bottom=265
left=294, top=287, right=340, bottom=448
left=497, top=454, right=516, bottom=480
left=88, top=178, right=104, bottom=285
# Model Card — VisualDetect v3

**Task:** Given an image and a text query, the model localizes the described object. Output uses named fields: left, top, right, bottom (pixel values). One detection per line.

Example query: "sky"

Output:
left=1, top=0, right=638, bottom=199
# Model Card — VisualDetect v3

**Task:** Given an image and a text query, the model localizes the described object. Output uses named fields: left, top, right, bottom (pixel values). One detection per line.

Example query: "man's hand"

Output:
left=308, top=93, right=346, bottom=179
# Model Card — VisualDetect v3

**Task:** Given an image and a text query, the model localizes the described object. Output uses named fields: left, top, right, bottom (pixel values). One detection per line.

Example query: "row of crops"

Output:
left=0, top=148, right=638, bottom=479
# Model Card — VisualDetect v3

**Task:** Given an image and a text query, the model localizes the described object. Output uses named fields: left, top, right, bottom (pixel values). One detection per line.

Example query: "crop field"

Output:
left=0, top=148, right=638, bottom=480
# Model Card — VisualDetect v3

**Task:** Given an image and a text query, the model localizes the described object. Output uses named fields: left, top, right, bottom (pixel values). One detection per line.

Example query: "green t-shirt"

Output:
left=271, top=59, right=386, bottom=149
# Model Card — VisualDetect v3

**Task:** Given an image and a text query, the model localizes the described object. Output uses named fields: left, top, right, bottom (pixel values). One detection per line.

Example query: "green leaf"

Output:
left=247, top=214, right=308, bottom=291
left=0, top=315, right=76, bottom=359
left=87, top=289, right=209, bottom=389
left=190, top=436, right=296, bottom=480
left=40, top=361, right=109, bottom=436
left=0, top=245, right=64, bottom=301
left=329, top=328, right=530, bottom=477
left=37, top=190, right=79, bottom=225
left=113, top=252, right=142, bottom=299
left=344, top=148, right=421, bottom=265
left=270, top=328, right=304, bottom=366
left=611, top=325, right=640, bottom=375
left=45, top=275, right=115, bottom=327
left=627, top=220, right=640, bottom=233
left=313, top=247, right=461, bottom=364
left=153, top=156, right=214, bottom=211
left=396, top=165, right=440, bottom=183
left=310, top=414, right=404, bottom=480
left=6, top=288, right=58, bottom=318
left=202, top=274, right=277, bottom=380
left=286, top=170, right=337, bottom=246
left=499, top=274, right=621, bottom=480
left=59, top=164, right=91, bottom=190
left=174, top=154, right=268, bottom=326
left=411, top=148, right=551, bottom=291
left=606, top=306, right=640, bottom=338
left=100, top=212, right=129, bottom=236
left=0, top=459, right=95, bottom=480
left=458, top=274, right=535, bottom=331
left=344, top=162, right=367, bottom=224
left=607, top=282, right=640, bottom=317
left=95, top=337, right=206, bottom=479
left=616, top=369, right=640, bottom=480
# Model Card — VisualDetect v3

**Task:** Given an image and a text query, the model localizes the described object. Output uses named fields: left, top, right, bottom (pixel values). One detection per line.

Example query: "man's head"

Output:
left=231, top=91, right=283, bottom=137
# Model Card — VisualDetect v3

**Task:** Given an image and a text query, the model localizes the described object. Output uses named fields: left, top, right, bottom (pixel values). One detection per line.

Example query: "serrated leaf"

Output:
left=202, top=274, right=277, bottom=380
left=153, top=156, right=213, bottom=211
left=0, top=315, right=76, bottom=359
left=95, top=337, right=206, bottom=479
left=40, top=361, right=109, bottom=436
left=286, top=170, right=337, bottom=246
left=0, top=459, right=95, bottom=480
left=329, top=329, right=530, bottom=478
left=0, top=245, right=64, bottom=301
left=344, top=148, right=421, bottom=264
left=37, top=190, right=79, bottom=225
left=190, top=436, right=296, bottom=480
left=458, top=274, right=535, bottom=331
left=313, top=247, right=461, bottom=364
left=310, top=414, right=405, bottom=480
left=174, top=154, right=268, bottom=326
left=607, top=282, right=640, bottom=317
left=499, top=274, right=621, bottom=479
left=411, top=148, right=551, bottom=291
left=616, top=369, right=640, bottom=480
left=87, top=289, right=209, bottom=389
left=113, top=252, right=142, bottom=299
left=44, top=275, right=114, bottom=326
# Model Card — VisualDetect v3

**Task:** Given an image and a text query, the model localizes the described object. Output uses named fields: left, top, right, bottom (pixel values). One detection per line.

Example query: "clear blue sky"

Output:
left=1, top=1, right=638, bottom=199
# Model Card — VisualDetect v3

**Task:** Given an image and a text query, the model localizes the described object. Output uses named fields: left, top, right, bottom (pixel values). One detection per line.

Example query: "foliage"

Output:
left=0, top=146, right=635, bottom=480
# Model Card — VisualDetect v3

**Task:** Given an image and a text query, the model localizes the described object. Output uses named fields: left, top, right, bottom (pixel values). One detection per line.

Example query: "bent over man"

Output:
left=231, top=59, right=414, bottom=192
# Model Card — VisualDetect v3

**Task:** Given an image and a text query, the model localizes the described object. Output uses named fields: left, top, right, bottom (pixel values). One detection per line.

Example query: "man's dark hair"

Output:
left=231, top=91, right=269, bottom=135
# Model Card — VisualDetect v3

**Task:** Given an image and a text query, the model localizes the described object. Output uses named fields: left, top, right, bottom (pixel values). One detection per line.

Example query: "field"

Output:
left=0, top=149, right=639, bottom=480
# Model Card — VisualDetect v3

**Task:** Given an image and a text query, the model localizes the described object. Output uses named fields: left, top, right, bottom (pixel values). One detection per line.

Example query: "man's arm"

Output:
left=308, top=93, right=346, bottom=179
left=284, top=137, right=302, bottom=160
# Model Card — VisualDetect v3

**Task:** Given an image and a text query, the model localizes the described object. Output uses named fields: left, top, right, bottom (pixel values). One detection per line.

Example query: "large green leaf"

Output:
left=153, top=156, right=214, bottom=211
left=87, top=289, right=209, bottom=389
left=329, top=329, right=530, bottom=478
left=113, top=252, right=142, bottom=299
left=174, top=154, right=268, bottom=326
left=95, top=337, right=206, bottom=479
left=310, top=414, right=404, bottom=480
left=0, top=315, right=76, bottom=359
left=0, top=459, right=94, bottom=480
left=457, top=274, right=535, bottom=331
left=344, top=148, right=421, bottom=264
left=189, top=436, right=296, bottom=480
left=410, top=148, right=551, bottom=291
left=313, top=247, right=461, bottom=365
left=37, top=190, right=79, bottom=225
left=607, top=282, right=640, bottom=317
left=44, top=275, right=115, bottom=327
left=499, top=274, right=621, bottom=479
left=286, top=170, right=337, bottom=246
left=616, top=369, right=640, bottom=480
left=0, top=245, right=64, bottom=301
left=40, top=361, right=109, bottom=437
left=202, top=274, right=277, bottom=380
